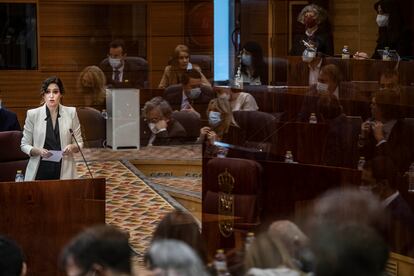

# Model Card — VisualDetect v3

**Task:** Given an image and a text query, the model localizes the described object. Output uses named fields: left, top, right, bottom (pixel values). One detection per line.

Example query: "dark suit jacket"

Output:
left=386, top=194, right=414, bottom=257
left=141, top=118, right=187, bottom=146
left=163, top=84, right=214, bottom=112
left=0, top=107, right=21, bottom=132
left=99, top=58, right=147, bottom=89
left=321, top=114, right=360, bottom=168
left=290, top=26, right=334, bottom=56
left=358, top=119, right=414, bottom=174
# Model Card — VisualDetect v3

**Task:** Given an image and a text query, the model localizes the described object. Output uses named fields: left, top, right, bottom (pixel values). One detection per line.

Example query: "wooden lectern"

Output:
left=0, top=178, right=106, bottom=276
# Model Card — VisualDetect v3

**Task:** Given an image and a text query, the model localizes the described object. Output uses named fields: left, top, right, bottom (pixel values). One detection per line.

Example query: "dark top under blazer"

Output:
left=290, top=26, right=334, bottom=57
left=99, top=59, right=146, bottom=89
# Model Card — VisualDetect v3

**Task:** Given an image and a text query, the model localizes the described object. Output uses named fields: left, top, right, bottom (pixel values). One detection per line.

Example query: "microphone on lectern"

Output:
left=69, top=128, right=93, bottom=178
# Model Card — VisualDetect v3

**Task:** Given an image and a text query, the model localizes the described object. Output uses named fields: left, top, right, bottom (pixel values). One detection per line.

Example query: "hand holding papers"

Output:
left=41, top=150, right=63, bottom=162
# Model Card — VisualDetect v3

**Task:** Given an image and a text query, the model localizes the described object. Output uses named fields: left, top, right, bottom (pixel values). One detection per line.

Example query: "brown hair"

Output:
left=244, top=232, right=297, bottom=272
left=181, top=69, right=202, bottom=85
left=142, top=96, right=173, bottom=120
left=77, top=66, right=106, bottom=105
left=151, top=211, right=207, bottom=263
left=170, top=44, right=190, bottom=68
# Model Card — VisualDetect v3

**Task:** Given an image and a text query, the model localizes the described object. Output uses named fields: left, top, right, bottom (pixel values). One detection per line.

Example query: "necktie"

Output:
left=114, top=70, right=120, bottom=82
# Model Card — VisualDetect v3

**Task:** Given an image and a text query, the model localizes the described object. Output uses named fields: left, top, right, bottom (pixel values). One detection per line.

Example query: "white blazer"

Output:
left=21, top=104, right=83, bottom=181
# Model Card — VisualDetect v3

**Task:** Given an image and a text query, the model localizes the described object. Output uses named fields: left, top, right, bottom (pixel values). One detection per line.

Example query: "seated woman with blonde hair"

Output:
left=77, top=65, right=106, bottom=106
left=158, top=44, right=211, bottom=89
left=199, top=98, right=234, bottom=145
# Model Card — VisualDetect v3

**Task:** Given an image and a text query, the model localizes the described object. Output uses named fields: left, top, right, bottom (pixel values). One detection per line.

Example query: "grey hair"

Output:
left=297, top=4, right=328, bottom=24
left=142, top=96, right=173, bottom=119
left=146, top=240, right=209, bottom=276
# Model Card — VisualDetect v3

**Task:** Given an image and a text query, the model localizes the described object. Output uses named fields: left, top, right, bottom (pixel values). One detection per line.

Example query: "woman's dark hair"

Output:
left=151, top=211, right=207, bottom=263
left=241, top=41, right=267, bottom=83
left=40, top=76, right=65, bottom=95
left=60, top=225, right=131, bottom=274
left=373, top=0, right=409, bottom=55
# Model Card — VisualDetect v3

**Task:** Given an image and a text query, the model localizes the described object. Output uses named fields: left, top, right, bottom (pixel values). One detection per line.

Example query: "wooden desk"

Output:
left=287, top=56, right=414, bottom=85
left=0, top=178, right=105, bottom=276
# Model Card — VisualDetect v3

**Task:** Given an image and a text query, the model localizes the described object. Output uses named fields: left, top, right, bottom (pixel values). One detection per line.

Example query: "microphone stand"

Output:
left=70, top=129, right=93, bottom=178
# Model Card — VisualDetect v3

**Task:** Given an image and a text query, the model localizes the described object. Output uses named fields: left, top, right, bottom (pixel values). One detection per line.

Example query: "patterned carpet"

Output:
left=149, top=177, right=201, bottom=195
left=74, top=144, right=201, bottom=255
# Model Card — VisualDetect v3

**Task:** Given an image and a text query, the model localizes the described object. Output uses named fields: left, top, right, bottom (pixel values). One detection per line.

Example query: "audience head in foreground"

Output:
left=244, top=232, right=301, bottom=276
left=145, top=239, right=209, bottom=276
left=308, top=188, right=389, bottom=276
left=60, top=225, right=131, bottom=276
left=151, top=210, right=206, bottom=263
left=0, top=235, right=27, bottom=276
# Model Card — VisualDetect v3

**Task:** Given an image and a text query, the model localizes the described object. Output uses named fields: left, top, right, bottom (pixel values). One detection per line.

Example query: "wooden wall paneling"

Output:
left=331, top=0, right=377, bottom=56
left=358, top=0, right=378, bottom=56
left=147, top=1, right=186, bottom=87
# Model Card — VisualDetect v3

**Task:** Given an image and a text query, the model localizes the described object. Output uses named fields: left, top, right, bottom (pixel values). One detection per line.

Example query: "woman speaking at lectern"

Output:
left=21, top=76, right=83, bottom=181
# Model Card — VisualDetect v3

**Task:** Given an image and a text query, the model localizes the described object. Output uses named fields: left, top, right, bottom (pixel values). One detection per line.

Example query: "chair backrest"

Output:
left=76, top=107, right=106, bottom=148
left=0, top=131, right=29, bottom=181
left=171, top=111, right=201, bottom=141
left=203, top=157, right=263, bottom=225
left=233, top=111, right=278, bottom=143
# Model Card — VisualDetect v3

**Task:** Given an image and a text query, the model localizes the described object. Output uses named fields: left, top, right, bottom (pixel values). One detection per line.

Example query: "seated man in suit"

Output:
left=298, top=64, right=342, bottom=122
left=99, top=39, right=146, bottom=89
left=163, top=69, right=214, bottom=118
left=141, top=97, right=186, bottom=146
left=0, top=93, right=21, bottom=131
left=359, top=90, right=414, bottom=175
left=361, top=156, right=414, bottom=256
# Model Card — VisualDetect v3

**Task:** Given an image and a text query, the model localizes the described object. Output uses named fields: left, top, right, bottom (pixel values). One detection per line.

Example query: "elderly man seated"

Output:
left=141, top=97, right=186, bottom=146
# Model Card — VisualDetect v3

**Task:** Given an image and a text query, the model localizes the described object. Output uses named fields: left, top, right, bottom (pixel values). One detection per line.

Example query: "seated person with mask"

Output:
left=163, top=69, right=214, bottom=118
left=298, top=64, right=342, bottom=122
left=199, top=98, right=235, bottom=157
left=99, top=39, right=146, bottom=89
left=142, top=97, right=186, bottom=146
left=0, top=91, right=21, bottom=131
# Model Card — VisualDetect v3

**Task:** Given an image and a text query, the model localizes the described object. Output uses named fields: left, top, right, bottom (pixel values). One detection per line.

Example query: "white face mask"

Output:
left=376, top=14, right=389, bottom=27
left=219, top=93, right=230, bottom=101
left=208, top=111, right=222, bottom=127
left=186, top=62, right=193, bottom=70
left=302, top=55, right=314, bottom=63
left=148, top=123, right=159, bottom=134
left=241, top=54, right=252, bottom=67
left=316, top=82, right=329, bottom=93
left=109, top=57, right=122, bottom=68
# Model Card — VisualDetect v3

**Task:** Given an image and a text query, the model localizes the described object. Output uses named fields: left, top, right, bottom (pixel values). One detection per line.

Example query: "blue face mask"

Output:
left=209, top=111, right=221, bottom=127
left=188, top=87, right=202, bottom=99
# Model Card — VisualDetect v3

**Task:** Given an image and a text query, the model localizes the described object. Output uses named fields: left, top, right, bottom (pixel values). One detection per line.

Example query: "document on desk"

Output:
left=42, top=150, right=63, bottom=162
